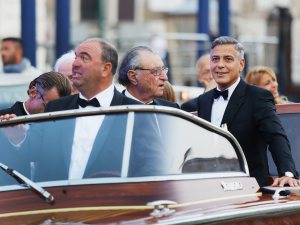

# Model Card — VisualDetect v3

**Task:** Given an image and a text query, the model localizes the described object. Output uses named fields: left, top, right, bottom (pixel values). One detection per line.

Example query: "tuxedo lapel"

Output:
left=72, top=94, right=81, bottom=109
left=221, top=80, right=246, bottom=127
left=83, top=115, right=116, bottom=177
left=110, top=88, right=124, bottom=106
left=198, top=90, right=215, bottom=122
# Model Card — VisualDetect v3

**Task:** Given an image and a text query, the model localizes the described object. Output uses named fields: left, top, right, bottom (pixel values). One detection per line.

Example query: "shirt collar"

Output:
left=79, top=83, right=114, bottom=107
left=23, top=102, right=30, bottom=115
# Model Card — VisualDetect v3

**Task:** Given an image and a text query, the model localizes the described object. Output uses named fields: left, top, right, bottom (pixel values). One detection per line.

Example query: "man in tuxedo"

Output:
left=36, top=38, right=143, bottom=180
left=0, top=72, right=72, bottom=117
left=118, top=46, right=179, bottom=108
left=196, top=36, right=299, bottom=187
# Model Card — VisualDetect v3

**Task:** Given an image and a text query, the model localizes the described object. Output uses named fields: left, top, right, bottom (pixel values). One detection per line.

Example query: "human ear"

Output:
left=239, top=59, right=245, bottom=73
left=127, top=70, right=138, bottom=85
left=28, top=86, right=38, bottom=99
left=102, top=62, right=113, bottom=77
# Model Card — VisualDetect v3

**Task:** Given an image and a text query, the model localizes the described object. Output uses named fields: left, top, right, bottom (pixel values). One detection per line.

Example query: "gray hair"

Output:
left=118, top=46, right=153, bottom=86
left=54, top=50, right=75, bottom=72
left=83, top=38, right=118, bottom=75
left=196, top=53, right=210, bottom=73
left=211, top=36, right=245, bottom=59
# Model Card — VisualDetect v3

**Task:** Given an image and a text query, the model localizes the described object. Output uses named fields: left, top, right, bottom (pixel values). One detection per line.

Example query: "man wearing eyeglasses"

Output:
left=0, top=72, right=72, bottom=118
left=118, top=46, right=179, bottom=108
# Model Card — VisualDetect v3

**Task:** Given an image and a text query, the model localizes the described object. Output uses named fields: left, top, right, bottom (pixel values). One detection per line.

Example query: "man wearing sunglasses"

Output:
left=118, top=46, right=179, bottom=108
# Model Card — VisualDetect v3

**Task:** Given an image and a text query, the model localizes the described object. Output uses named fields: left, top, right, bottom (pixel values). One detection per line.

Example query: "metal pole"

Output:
left=218, top=0, right=230, bottom=36
left=196, top=0, right=210, bottom=86
left=197, top=0, right=210, bottom=56
left=21, top=0, right=36, bottom=66
left=98, top=0, right=106, bottom=38
left=56, top=0, right=70, bottom=59
left=197, top=0, right=209, bottom=35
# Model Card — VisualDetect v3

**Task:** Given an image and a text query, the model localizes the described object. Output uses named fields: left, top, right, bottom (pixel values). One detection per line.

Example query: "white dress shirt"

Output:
left=211, top=77, right=240, bottom=127
left=68, top=84, right=114, bottom=179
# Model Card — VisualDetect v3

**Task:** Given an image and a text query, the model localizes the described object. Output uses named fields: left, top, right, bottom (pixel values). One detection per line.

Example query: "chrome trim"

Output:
left=121, top=112, right=134, bottom=178
left=147, top=200, right=177, bottom=218
left=162, top=199, right=300, bottom=225
left=0, top=172, right=248, bottom=191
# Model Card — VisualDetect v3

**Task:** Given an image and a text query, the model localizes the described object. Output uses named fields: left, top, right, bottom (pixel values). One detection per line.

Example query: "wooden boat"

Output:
left=0, top=105, right=299, bottom=224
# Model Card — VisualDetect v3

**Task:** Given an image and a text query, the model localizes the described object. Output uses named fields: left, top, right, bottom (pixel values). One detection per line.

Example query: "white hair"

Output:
left=54, top=51, right=75, bottom=72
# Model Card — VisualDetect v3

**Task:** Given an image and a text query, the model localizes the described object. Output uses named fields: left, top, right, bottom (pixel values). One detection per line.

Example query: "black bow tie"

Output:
left=213, top=89, right=228, bottom=100
left=78, top=98, right=100, bottom=108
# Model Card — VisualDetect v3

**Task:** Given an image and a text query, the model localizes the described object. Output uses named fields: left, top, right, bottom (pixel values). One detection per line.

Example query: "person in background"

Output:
left=118, top=45, right=179, bottom=108
left=54, top=51, right=78, bottom=94
left=196, top=36, right=299, bottom=187
left=181, top=53, right=216, bottom=112
left=160, top=81, right=177, bottom=103
left=244, top=66, right=290, bottom=104
left=196, top=53, right=217, bottom=91
left=0, top=72, right=72, bottom=118
left=1, top=37, right=40, bottom=75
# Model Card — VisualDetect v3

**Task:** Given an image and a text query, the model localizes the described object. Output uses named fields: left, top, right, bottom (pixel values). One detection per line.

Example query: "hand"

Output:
left=271, top=176, right=300, bottom=187
left=0, top=114, right=17, bottom=120
left=203, top=79, right=217, bottom=92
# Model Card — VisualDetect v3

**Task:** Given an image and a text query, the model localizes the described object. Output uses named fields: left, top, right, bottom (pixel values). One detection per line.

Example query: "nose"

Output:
left=216, top=59, right=225, bottom=68
left=73, top=57, right=81, bottom=68
left=160, top=71, right=168, bottom=81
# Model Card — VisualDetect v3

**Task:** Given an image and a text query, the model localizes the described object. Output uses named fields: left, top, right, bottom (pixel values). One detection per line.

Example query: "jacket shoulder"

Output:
left=155, top=98, right=180, bottom=108
left=112, top=89, right=141, bottom=105
left=45, top=95, right=78, bottom=112
left=181, top=98, right=197, bottom=112
left=0, top=101, right=25, bottom=116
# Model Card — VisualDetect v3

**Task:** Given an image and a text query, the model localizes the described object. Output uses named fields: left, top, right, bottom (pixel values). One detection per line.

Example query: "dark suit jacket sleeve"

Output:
left=181, top=98, right=197, bottom=112
left=0, top=102, right=26, bottom=116
left=154, top=98, right=179, bottom=108
left=254, top=90, right=298, bottom=177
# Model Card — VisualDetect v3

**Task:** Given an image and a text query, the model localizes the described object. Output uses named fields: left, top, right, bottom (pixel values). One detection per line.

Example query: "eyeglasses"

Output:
left=37, top=90, right=46, bottom=105
left=135, top=66, right=168, bottom=76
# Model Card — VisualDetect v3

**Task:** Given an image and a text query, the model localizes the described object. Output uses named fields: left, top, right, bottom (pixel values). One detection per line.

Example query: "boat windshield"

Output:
left=0, top=110, right=244, bottom=185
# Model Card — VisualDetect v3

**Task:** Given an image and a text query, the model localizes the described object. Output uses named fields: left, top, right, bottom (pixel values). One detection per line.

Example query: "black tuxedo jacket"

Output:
left=45, top=88, right=140, bottom=112
left=197, top=79, right=297, bottom=186
left=154, top=98, right=180, bottom=108
left=181, top=97, right=197, bottom=112
left=0, top=101, right=27, bottom=116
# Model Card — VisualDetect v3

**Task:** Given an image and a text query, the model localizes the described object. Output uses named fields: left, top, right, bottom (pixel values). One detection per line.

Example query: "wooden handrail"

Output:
left=276, top=103, right=300, bottom=114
